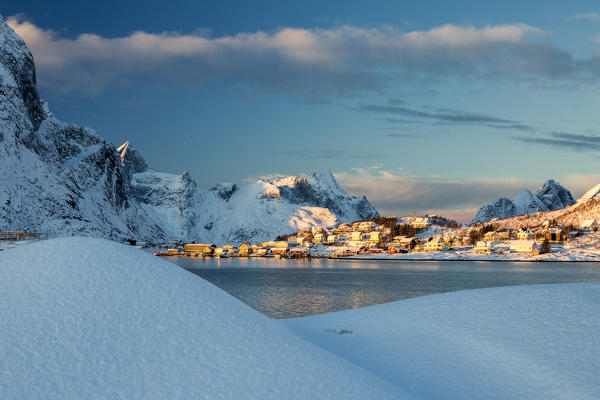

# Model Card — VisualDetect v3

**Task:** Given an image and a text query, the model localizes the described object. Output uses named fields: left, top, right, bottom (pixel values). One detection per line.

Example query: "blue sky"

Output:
left=5, top=1, right=600, bottom=221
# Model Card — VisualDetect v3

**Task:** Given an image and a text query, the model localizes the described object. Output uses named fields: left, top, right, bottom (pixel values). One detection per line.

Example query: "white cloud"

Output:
left=333, top=167, right=533, bottom=220
left=6, top=16, right=566, bottom=97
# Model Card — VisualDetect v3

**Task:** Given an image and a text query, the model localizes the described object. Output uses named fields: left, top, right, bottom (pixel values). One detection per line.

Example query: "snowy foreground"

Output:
left=283, top=283, right=600, bottom=399
left=0, top=238, right=407, bottom=399
left=2, top=238, right=600, bottom=399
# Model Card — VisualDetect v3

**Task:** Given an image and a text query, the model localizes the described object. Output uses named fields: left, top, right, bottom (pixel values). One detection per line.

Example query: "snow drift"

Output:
left=284, top=283, right=600, bottom=399
left=0, top=237, right=406, bottom=399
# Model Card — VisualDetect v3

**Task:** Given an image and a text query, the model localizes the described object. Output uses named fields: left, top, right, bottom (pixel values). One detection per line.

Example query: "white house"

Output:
left=516, top=228, right=532, bottom=241
left=509, top=240, right=538, bottom=254
left=580, top=219, right=597, bottom=232
left=474, top=241, right=494, bottom=254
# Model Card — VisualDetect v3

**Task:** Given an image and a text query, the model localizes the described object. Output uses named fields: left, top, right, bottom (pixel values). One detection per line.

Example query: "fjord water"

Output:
left=169, top=258, right=600, bottom=318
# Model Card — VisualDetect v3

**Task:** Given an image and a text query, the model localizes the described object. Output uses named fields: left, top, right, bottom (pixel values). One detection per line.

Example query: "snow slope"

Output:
left=283, top=283, right=600, bottom=399
left=0, top=237, right=408, bottom=399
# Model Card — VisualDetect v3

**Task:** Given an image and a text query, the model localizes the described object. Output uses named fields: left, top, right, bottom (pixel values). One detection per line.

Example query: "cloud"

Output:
left=569, top=13, right=600, bottom=21
left=333, top=167, right=532, bottom=219
left=514, top=131, right=600, bottom=151
left=6, top=16, right=578, bottom=97
left=356, top=103, right=534, bottom=131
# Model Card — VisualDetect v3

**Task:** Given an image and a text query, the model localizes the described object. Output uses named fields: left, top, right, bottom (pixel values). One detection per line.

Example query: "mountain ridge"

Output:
left=472, top=180, right=575, bottom=223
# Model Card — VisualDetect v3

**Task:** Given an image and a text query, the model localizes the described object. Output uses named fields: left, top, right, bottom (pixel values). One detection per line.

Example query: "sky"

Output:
left=5, top=1, right=600, bottom=222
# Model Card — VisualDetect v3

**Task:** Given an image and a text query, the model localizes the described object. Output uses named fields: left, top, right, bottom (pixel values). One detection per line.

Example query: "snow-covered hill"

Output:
left=0, top=18, right=378, bottom=244
left=472, top=180, right=575, bottom=223
left=0, top=237, right=406, bottom=399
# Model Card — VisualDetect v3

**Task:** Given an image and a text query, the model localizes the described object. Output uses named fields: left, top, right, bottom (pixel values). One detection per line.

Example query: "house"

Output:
left=350, top=231, right=365, bottom=241
left=394, top=236, right=417, bottom=249
left=183, top=243, right=216, bottom=255
left=516, top=228, right=532, bottom=241
left=423, top=238, right=448, bottom=252
left=326, top=234, right=337, bottom=244
left=271, top=241, right=298, bottom=254
left=367, top=231, right=381, bottom=243
left=412, top=217, right=429, bottom=229
left=335, top=223, right=352, bottom=233
left=580, top=219, right=597, bottom=232
left=484, top=231, right=496, bottom=242
left=222, top=244, right=237, bottom=254
left=509, top=240, right=538, bottom=254
left=239, top=243, right=253, bottom=255
left=296, top=236, right=306, bottom=245
left=474, top=241, right=493, bottom=254
left=358, top=221, right=377, bottom=232
left=313, top=233, right=324, bottom=243
left=290, top=247, right=307, bottom=256
left=261, top=241, right=277, bottom=249
left=496, top=231, right=510, bottom=241
left=387, top=245, right=406, bottom=254
left=543, top=228, right=565, bottom=243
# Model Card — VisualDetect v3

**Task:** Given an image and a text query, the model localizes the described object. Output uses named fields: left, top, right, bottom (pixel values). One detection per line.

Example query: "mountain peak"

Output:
left=472, top=179, right=575, bottom=224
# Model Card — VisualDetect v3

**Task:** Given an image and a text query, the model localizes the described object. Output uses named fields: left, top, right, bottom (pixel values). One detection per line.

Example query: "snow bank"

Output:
left=283, top=283, right=600, bottom=399
left=0, top=237, right=408, bottom=399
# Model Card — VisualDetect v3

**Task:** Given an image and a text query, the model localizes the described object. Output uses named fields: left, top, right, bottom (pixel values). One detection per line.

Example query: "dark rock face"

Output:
left=472, top=179, right=576, bottom=224
left=472, top=198, right=517, bottom=224
left=0, top=19, right=43, bottom=131
left=211, top=183, right=238, bottom=201
left=534, top=180, right=575, bottom=211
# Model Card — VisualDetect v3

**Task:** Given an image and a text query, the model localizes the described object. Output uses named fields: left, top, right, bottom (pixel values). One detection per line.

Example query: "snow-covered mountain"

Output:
left=472, top=180, right=575, bottom=223
left=0, top=18, right=378, bottom=243
left=129, top=160, right=378, bottom=243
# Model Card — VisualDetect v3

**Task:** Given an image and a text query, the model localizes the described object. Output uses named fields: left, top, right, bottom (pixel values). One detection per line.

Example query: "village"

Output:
left=151, top=215, right=600, bottom=262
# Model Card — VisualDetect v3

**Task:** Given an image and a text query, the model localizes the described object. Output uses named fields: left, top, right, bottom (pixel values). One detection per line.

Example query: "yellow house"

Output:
left=183, top=243, right=216, bottom=254
left=484, top=231, right=496, bottom=242
left=239, top=243, right=253, bottom=255
left=367, top=231, right=381, bottom=243
left=327, top=234, right=337, bottom=244
left=424, top=238, right=448, bottom=252
left=313, top=233, right=324, bottom=243
left=412, top=218, right=429, bottom=229
left=350, top=231, right=364, bottom=241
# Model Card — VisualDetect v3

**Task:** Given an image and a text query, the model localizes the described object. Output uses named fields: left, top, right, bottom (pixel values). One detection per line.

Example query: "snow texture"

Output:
left=283, top=283, right=600, bottom=400
left=0, top=237, right=407, bottom=399
left=0, top=19, right=378, bottom=244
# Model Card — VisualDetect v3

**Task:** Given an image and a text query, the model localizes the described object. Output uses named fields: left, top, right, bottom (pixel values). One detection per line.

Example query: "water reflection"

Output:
left=168, top=258, right=600, bottom=318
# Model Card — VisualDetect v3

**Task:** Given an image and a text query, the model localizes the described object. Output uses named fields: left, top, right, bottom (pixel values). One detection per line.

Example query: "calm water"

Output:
left=168, top=257, right=600, bottom=318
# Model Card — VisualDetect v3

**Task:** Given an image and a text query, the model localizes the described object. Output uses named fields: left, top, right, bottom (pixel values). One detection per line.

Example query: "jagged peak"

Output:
left=117, top=141, right=130, bottom=163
